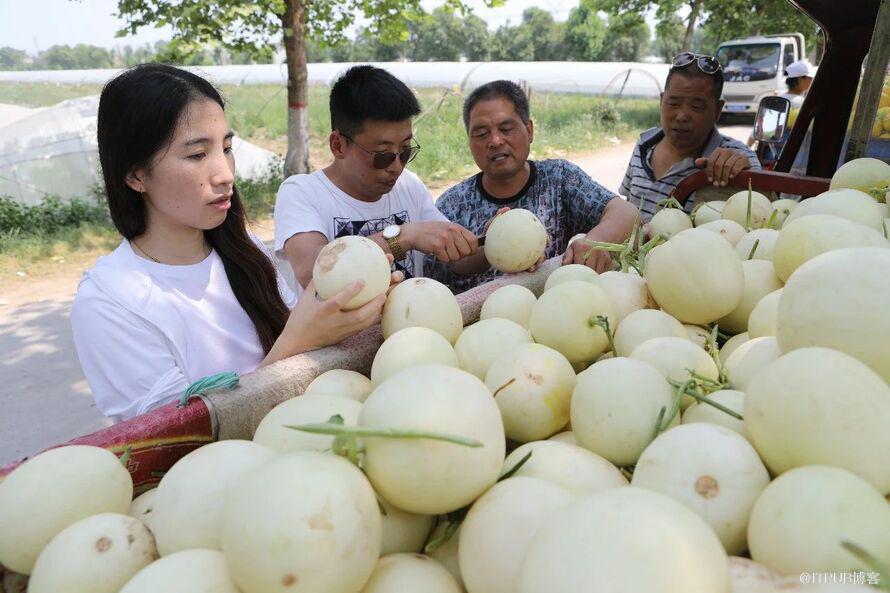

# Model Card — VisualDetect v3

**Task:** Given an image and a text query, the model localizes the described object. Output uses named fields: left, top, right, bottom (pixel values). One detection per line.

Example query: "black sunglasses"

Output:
left=671, top=52, right=723, bottom=75
left=339, top=133, right=421, bottom=170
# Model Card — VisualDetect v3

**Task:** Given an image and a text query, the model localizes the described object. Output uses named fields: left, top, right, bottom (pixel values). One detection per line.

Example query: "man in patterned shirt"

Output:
left=426, top=80, right=637, bottom=294
left=619, top=52, right=762, bottom=221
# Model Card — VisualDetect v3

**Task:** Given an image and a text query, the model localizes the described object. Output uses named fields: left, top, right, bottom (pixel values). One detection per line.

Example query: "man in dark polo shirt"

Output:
left=425, top=80, right=637, bottom=294
left=620, top=52, right=762, bottom=221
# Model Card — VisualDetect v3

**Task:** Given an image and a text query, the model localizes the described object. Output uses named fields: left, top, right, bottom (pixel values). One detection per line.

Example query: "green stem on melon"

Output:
left=288, top=420, right=484, bottom=448
left=668, top=380, right=743, bottom=420
left=745, top=178, right=754, bottom=231
left=746, top=238, right=761, bottom=261
left=765, top=209, right=780, bottom=230
left=883, top=219, right=888, bottom=241
left=119, top=446, right=132, bottom=468
left=657, top=196, right=684, bottom=210
left=687, top=370, right=726, bottom=393
left=588, top=315, right=617, bottom=357
left=499, top=450, right=534, bottom=481
left=660, top=378, right=694, bottom=432
left=423, top=450, right=536, bottom=554
left=650, top=405, right=667, bottom=442
left=706, top=326, right=729, bottom=385
left=841, top=541, right=890, bottom=591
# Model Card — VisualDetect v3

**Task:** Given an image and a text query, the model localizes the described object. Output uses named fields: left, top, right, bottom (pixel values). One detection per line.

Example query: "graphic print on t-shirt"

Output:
left=333, top=210, right=414, bottom=278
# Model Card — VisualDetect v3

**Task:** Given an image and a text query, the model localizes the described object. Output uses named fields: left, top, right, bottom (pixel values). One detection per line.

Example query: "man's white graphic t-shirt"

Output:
left=274, top=169, right=448, bottom=286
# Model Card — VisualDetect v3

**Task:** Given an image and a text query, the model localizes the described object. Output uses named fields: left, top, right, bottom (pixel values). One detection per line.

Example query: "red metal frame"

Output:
left=0, top=398, right=214, bottom=493
left=672, top=169, right=831, bottom=203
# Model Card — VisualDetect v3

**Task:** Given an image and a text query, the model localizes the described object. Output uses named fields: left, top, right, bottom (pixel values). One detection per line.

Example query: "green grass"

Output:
left=0, top=81, right=659, bottom=266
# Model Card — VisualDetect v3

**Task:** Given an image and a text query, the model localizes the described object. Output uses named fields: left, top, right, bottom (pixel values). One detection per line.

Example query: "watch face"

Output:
left=383, top=224, right=400, bottom=239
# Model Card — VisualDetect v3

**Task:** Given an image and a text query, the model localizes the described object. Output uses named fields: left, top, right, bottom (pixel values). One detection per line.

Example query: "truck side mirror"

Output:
left=753, top=96, right=792, bottom=143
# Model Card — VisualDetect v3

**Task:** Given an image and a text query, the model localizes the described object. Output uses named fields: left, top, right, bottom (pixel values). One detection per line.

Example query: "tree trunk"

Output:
left=683, top=0, right=701, bottom=51
left=283, top=0, right=310, bottom=177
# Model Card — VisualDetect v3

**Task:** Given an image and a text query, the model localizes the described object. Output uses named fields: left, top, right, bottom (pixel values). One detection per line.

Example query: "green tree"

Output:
left=113, top=0, right=500, bottom=176
left=409, top=8, right=465, bottom=61
left=0, top=47, right=29, bottom=70
left=461, top=14, right=490, bottom=61
left=654, top=14, right=685, bottom=61
left=564, top=0, right=607, bottom=61
left=594, top=0, right=707, bottom=52
left=701, top=0, right=816, bottom=42
left=598, top=14, right=650, bottom=62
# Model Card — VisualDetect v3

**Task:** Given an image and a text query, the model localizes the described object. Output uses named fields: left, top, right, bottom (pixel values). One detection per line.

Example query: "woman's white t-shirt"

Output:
left=273, top=168, right=448, bottom=285
left=70, top=239, right=296, bottom=422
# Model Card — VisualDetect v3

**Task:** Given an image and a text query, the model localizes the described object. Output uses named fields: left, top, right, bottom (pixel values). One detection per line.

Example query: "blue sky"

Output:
left=0, top=0, right=591, bottom=54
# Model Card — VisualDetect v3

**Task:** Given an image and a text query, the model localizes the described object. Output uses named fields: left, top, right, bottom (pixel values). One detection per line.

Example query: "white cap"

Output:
left=785, top=59, right=817, bottom=78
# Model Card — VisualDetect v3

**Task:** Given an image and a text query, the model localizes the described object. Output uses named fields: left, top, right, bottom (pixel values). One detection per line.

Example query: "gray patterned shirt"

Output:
left=619, top=126, right=761, bottom=221
left=425, top=159, right=615, bottom=294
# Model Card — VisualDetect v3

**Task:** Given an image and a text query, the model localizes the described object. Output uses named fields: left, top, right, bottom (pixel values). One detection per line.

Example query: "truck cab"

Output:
left=715, top=33, right=806, bottom=116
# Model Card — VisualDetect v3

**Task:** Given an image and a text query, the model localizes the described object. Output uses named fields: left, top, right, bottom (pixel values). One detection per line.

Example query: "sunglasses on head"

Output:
left=671, top=52, right=723, bottom=75
left=339, top=132, right=421, bottom=170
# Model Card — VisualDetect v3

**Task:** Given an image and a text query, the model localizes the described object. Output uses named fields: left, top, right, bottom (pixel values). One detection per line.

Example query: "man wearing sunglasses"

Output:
left=274, top=65, right=478, bottom=292
left=425, top=80, right=638, bottom=294
left=619, top=52, right=762, bottom=221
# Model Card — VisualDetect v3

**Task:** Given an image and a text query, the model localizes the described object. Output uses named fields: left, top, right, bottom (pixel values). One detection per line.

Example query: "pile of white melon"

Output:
left=2, top=159, right=890, bottom=593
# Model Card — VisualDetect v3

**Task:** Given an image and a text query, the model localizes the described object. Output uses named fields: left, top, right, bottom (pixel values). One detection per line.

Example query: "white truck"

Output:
left=715, top=33, right=806, bottom=116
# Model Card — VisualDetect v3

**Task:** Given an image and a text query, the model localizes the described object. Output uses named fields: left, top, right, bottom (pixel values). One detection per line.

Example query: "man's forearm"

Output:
left=449, top=248, right=490, bottom=276
left=585, top=197, right=637, bottom=244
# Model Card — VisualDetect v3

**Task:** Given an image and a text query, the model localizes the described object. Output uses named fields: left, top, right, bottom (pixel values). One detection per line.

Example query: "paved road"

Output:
left=0, top=124, right=752, bottom=466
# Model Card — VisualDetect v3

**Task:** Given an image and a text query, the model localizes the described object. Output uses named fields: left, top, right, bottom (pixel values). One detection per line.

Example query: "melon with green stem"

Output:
left=528, top=280, right=616, bottom=364
left=829, top=157, right=890, bottom=199
left=776, top=247, right=890, bottom=383
left=253, top=394, right=362, bottom=453
left=632, top=423, right=770, bottom=555
left=682, top=390, right=747, bottom=438
left=359, top=364, right=506, bottom=514
left=692, top=200, right=725, bottom=226
left=735, top=228, right=779, bottom=261
left=629, top=337, right=720, bottom=410
left=770, top=198, right=798, bottom=227
left=382, top=277, right=464, bottom=344
left=313, top=235, right=392, bottom=310
left=747, top=465, right=890, bottom=576
left=372, top=326, right=459, bottom=385
left=571, top=357, right=678, bottom=466
left=649, top=207, right=693, bottom=239
left=501, top=440, right=628, bottom=497
left=484, top=208, right=548, bottom=273
left=480, top=284, right=537, bottom=328
left=723, top=190, right=772, bottom=229
left=744, top=347, right=890, bottom=494
left=644, top=228, right=744, bottom=324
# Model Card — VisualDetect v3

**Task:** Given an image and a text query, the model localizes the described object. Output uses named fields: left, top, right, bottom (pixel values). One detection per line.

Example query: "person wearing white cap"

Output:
left=781, top=59, right=817, bottom=108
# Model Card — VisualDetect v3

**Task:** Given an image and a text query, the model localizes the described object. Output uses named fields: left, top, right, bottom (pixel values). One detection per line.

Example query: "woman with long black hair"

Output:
left=71, top=64, right=391, bottom=421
